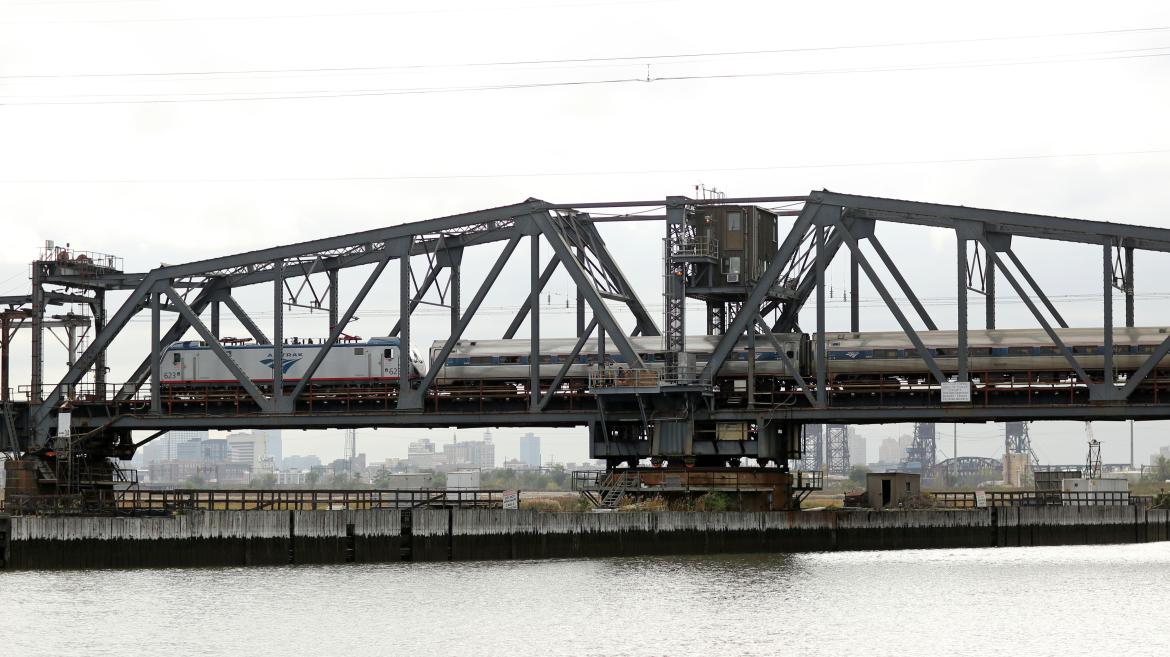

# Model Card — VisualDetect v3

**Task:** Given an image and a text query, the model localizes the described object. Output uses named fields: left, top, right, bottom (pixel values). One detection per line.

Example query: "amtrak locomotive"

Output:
left=160, top=337, right=425, bottom=387
left=158, top=327, right=1170, bottom=391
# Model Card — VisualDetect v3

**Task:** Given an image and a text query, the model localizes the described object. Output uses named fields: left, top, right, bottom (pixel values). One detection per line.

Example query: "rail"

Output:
left=672, top=237, right=719, bottom=259
left=0, top=488, right=513, bottom=515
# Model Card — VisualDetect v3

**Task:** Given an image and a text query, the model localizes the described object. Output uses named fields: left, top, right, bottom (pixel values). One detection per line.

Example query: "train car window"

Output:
left=172, top=353, right=182, bottom=364
left=354, top=347, right=365, bottom=356
left=967, top=347, right=991, bottom=357
left=1008, top=347, right=1032, bottom=356
left=383, top=348, right=393, bottom=358
left=470, top=356, right=494, bottom=365
left=1137, top=345, right=1156, bottom=354
left=1072, top=345, right=1097, bottom=354
left=1113, top=345, right=1129, bottom=354
left=500, top=356, right=521, bottom=364
left=1036, top=346, right=1058, bottom=356
left=539, top=355, right=557, bottom=364
left=935, top=348, right=957, bottom=357
left=873, top=349, right=898, bottom=359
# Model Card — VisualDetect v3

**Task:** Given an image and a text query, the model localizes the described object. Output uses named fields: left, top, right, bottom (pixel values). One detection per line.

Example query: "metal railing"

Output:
left=1, top=488, right=512, bottom=515
left=672, top=237, right=719, bottom=259
left=930, top=490, right=1140, bottom=508
left=588, top=368, right=660, bottom=390
left=795, top=470, right=824, bottom=490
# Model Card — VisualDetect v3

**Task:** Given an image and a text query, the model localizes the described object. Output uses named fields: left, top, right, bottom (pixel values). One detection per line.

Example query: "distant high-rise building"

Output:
left=256, top=429, right=283, bottom=468
left=520, top=433, right=541, bottom=468
left=847, top=428, right=867, bottom=468
left=878, top=437, right=904, bottom=465
left=143, top=430, right=208, bottom=463
left=407, top=438, right=438, bottom=470
left=226, top=432, right=267, bottom=470
left=442, top=437, right=495, bottom=470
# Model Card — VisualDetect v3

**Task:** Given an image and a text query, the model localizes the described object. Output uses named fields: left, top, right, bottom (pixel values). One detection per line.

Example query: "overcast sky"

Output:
left=3, top=0, right=1170, bottom=466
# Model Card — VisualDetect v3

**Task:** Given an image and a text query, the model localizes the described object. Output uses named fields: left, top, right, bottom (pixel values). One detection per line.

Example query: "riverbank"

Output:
left=2, top=506, right=1167, bottom=570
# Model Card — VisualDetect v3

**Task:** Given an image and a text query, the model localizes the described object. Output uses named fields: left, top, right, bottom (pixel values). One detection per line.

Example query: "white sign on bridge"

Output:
left=941, top=381, right=972, bottom=403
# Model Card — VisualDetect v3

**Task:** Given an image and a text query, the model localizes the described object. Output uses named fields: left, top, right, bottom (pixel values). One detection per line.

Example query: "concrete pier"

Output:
left=2, top=507, right=1167, bottom=570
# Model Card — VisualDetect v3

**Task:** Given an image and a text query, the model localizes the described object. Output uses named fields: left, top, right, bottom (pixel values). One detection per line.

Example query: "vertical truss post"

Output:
left=850, top=250, right=859, bottom=333
left=1103, top=240, right=1113, bottom=384
left=576, top=245, right=585, bottom=337
left=957, top=234, right=968, bottom=381
left=985, top=247, right=996, bottom=330
left=398, top=253, right=414, bottom=407
left=30, top=271, right=43, bottom=402
left=272, top=260, right=284, bottom=403
left=150, top=288, right=161, bottom=415
left=664, top=196, right=688, bottom=381
left=451, top=261, right=461, bottom=334
left=1125, top=245, right=1134, bottom=327
left=210, top=299, right=220, bottom=339
left=92, top=290, right=106, bottom=400
left=529, top=234, right=541, bottom=410
left=328, top=269, right=339, bottom=332
left=815, top=224, right=827, bottom=405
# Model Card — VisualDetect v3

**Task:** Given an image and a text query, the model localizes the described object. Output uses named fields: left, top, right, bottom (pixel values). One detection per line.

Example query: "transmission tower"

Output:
left=1085, top=422, right=1102, bottom=479
left=800, top=424, right=823, bottom=470
left=343, top=428, right=357, bottom=471
left=902, top=423, right=937, bottom=474
left=825, top=424, right=850, bottom=476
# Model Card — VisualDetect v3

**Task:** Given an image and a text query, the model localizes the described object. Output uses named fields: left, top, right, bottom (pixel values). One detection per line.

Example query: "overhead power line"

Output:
left=2, top=24, right=1169, bottom=80
left=3, top=46, right=1168, bottom=106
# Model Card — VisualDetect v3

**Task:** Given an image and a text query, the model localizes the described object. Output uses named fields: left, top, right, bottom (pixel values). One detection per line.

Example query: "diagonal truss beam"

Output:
left=868, top=232, right=938, bottom=331
left=701, top=204, right=822, bottom=383
left=532, top=212, right=645, bottom=368
left=773, top=218, right=852, bottom=332
left=221, top=293, right=271, bottom=345
left=836, top=219, right=945, bottom=384
left=390, top=262, right=445, bottom=337
left=417, top=236, right=523, bottom=396
left=164, top=285, right=270, bottom=410
left=579, top=219, right=660, bottom=337
left=289, top=256, right=392, bottom=404
left=538, top=318, right=599, bottom=412
left=504, top=252, right=561, bottom=339
left=1003, top=249, right=1069, bottom=329
left=979, top=238, right=1092, bottom=386
left=753, top=314, right=816, bottom=405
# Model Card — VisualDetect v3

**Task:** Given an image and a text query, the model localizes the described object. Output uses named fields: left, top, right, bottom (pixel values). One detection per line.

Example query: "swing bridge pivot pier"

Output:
left=3, top=190, right=1170, bottom=509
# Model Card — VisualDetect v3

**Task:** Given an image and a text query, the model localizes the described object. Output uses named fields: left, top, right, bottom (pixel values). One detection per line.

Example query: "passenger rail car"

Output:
left=430, top=334, right=807, bottom=385
left=160, top=337, right=424, bottom=388
left=823, top=327, right=1170, bottom=382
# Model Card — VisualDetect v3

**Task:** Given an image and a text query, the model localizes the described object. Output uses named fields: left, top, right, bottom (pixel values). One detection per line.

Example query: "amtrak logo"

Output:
left=260, top=355, right=302, bottom=373
left=846, top=351, right=861, bottom=359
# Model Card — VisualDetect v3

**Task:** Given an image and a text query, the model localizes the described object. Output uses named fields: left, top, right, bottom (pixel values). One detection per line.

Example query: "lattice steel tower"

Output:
left=825, top=424, right=850, bottom=476
left=800, top=424, right=823, bottom=470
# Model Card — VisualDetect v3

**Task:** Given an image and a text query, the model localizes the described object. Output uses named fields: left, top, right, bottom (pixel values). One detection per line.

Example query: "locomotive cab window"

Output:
left=172, top=352, right=182, bottom=364
left=354, top=347, right=365, bottom=356
left=383, top=348, right=393, bottom=358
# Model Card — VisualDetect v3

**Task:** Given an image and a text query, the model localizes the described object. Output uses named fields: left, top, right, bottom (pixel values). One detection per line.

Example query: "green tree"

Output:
left=305, top=469, right=321, bottom=487
left=248, top=473, right=277, bottom=489
left=848, top=465, right=870, bottom=485
left=181, top=475, right=206, bottom=489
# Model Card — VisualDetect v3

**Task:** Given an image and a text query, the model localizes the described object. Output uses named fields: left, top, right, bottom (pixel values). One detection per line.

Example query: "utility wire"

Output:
left=3, top=24, right=1169, bottom=79
left=4, top=46, right=1168, bottom=106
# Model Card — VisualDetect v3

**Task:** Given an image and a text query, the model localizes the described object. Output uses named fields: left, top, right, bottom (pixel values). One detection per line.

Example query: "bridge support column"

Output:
left=150, top=289, right=161, bottom=415
left=272, top=260, right=284, bottom=408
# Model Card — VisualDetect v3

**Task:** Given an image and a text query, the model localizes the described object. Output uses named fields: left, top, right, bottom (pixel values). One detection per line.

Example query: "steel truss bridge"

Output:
left=3, top=190, right=1170, bottom=478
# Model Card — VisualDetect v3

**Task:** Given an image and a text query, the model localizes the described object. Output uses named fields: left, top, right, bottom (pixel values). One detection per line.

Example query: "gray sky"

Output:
left=3, top=0, right=1170, bottom=466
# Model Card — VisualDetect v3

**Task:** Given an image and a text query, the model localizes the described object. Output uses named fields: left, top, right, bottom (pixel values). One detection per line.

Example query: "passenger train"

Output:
left=157, top=327, right=1170, bottom=391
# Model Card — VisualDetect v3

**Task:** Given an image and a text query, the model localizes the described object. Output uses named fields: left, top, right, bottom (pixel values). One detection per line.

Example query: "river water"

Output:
left=2, top=543, right=1168, bottom=657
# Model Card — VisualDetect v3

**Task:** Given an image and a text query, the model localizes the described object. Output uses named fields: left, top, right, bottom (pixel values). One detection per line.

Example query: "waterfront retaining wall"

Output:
left=3, top=506, right=1167, bottom=570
